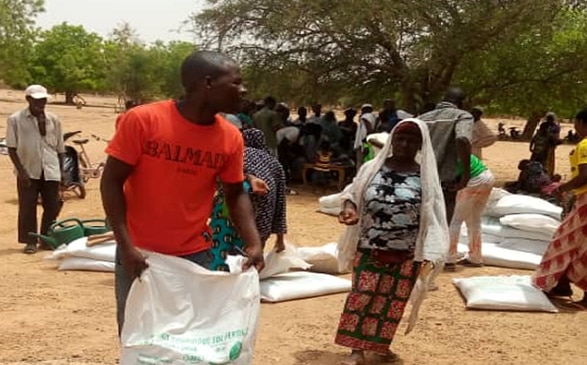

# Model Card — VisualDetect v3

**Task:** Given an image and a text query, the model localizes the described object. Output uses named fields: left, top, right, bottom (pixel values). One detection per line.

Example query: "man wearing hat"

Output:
left=5, top=85, right=65, bottom=254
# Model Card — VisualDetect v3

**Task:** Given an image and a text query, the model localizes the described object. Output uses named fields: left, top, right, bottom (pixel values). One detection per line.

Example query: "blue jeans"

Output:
left=114, top=247, right=213, bottom=336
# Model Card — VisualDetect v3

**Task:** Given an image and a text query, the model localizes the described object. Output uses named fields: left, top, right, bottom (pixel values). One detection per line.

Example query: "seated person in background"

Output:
left=505, top=160, right=562, bottom=203
left=312, top=140, right=333, bottom=188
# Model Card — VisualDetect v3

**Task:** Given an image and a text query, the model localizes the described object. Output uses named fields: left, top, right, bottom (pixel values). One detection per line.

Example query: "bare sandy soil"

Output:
left=0, top=90, right=585, bottom=365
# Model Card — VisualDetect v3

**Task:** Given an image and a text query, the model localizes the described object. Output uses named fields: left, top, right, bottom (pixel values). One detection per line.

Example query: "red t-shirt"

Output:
left=106, top=100, right=244, bottom=256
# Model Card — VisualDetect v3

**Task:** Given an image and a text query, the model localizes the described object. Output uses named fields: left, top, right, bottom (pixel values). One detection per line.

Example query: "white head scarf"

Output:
left=337, top=118, right=449, bottom=334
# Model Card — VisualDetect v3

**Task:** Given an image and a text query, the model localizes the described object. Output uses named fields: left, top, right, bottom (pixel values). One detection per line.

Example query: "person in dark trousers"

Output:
left=418, top=87, right=473, bottom=224
left=6, top=84, right=65, bottom=254
left=101, top=50, right=265, bottom=335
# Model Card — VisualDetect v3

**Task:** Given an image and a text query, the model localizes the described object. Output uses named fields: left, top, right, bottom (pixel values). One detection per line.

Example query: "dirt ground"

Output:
left=0, top=90, right=585, bottom=365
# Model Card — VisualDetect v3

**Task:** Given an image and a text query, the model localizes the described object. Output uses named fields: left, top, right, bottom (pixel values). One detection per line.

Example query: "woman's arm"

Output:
left=559, top=164, right=587, bottom=193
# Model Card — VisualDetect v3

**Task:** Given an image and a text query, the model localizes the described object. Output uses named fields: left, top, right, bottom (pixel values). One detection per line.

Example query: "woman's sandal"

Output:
left=339, top=351, right=366, bottom=365
left=457, top=258, right=483, bottom=267
left=373, top=350, right=400, bottom=364
left=567, top=300, right=587, bottom=311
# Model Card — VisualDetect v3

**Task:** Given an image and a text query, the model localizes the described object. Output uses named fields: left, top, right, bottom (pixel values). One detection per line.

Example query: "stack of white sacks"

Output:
left=320, top=187, right=560, bottom=271
left=458, top=188, right=560, bottom=270
left=318, top=187, right=563, bottom=312
left=45, top=238, right=352, bottom=303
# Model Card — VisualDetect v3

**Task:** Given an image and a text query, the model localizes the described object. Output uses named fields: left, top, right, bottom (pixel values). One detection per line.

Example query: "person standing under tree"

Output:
left=101, top=50, right=265, bottom=335
left=418, top=87, right=474, bottom=223
left=6, top=85, right=65, bottom=254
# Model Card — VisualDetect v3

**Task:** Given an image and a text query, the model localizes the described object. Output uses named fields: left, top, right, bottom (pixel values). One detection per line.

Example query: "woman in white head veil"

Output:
left=334, top=118, right=448, bottom=365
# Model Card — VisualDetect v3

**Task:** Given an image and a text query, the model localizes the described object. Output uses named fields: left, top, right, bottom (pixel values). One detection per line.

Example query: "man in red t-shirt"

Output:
left=101, top=50, right=265, bottom=334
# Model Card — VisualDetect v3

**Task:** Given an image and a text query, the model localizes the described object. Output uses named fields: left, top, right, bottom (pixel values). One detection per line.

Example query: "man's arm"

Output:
left=222, top=182, right=265, bottom=271
left=54, top=117, right=66, bottom=177
left=8, top=148, right=29, bottom=180
left=101, top=157, right=133, bottom=250
left=6, top=117, right=30, bottom=185
left=456, top=137, right=472, bottom=188
left=455, top=113, right=474, bottom=189
left=101, top=156, right=147, bottom=278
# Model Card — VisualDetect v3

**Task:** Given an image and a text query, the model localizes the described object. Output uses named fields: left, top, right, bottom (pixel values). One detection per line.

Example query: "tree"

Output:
left=191, top=0, right=587, bottom=117
left=0, top=0, right=44, bottom=87
left=152, top=41, right=196, bottom=99
left=29, top=22, right=105, bottom=104
left=455, top=7, right=587, bottom=138
left=104, top=24, right=195, bottom=103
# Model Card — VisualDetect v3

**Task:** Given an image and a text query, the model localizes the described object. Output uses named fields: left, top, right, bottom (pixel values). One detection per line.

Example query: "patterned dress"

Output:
left=209, top=129, right=288, bottom=271
left=335, top=166, right=422, bottom=354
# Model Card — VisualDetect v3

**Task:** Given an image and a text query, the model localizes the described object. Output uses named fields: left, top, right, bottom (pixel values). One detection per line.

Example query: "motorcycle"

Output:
left=61, top=131, right=86, bottom=199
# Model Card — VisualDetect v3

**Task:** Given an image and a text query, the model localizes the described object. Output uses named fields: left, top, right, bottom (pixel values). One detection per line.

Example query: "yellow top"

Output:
left=569, top=138, right=587, bottom=195
left=314, top=152, right=332, bottom=172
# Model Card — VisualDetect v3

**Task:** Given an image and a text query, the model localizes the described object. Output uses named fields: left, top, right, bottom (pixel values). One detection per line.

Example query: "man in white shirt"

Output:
left=6, top=85, right=65, bottom=254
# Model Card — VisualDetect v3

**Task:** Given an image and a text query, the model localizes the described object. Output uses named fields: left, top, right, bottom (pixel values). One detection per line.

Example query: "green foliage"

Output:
left=0, top=0, right=44, bottom=87
left=30, top=22, right=105, bottom=102
left=191, top=0, right=587, bottom=116
left=104, top=32, right=195, bottom=103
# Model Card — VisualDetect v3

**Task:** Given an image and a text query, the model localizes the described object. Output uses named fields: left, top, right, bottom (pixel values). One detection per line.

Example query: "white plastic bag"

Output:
left=297, top=243, right=350, bottom=274
left=457, top=242, right=545, bottom=270
left=260, top=271, right=351, bottom=303
left=48, top=236, right=116, bottom=262
left=481, top=216, right=553, bottom=242
left=120, top=251, right=260, bottom=365
left=58, top=257, right=115, bottom=272
left=453, top=275, right=558, bottom=313
left=499, top=214, right=559, bottom=238
left=498, top=238, right=550, bottom=255
left=259, top=244, right=312, bottom=280
left=484, top=194, right=562, bottom=219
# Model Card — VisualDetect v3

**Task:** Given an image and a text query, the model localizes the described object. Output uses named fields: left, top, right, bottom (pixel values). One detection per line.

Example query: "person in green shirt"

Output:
left=446, top=154, right=495, bottom=271
left=252, top=96, right=282, bottom=156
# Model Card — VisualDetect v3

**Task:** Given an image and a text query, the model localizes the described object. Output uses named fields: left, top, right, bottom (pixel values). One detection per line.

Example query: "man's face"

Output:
left=384, top=100, right=395, bottom=110
left=207, top=63, right=246, bottom=114
left=472, top=109, right=482, bottom=121
left=27, top=96, right=47, bottom=115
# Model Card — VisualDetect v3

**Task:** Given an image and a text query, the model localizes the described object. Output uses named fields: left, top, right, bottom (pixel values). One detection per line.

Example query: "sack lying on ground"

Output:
left=120, top=251, right=260, bottom=365
left=260, top=271, right=351, bottom=303
left=457, top=242, right=545, bottom=270
left=499, top=214, right=559, bottom=238
left=259, top=244, right=312, bottom=280
left=481, top=216, right=553, bottom=242
left=453, top=275, right=558, bottom=313
left=297, top=243, right=350, bottom=274
left=498, top=238, right=550, bottom=255
left=484, top=194, right=562, bottom=220
left=49, top=236, right=116, bottom=262
left=58, top=257, right=115, bottom=272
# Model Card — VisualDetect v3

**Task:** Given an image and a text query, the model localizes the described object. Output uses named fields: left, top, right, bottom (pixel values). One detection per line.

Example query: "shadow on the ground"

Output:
left=0, top=247, right=23, bottom=257
left=294, top=349, right=406, bottom=365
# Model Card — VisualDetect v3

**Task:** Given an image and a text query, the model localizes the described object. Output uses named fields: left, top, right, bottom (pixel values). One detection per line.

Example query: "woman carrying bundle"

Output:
left=335, top=119, right=448, bottom=365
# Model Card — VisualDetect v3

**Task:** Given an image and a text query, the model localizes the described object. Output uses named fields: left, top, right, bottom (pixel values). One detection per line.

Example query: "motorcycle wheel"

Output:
left=70, top=182, right=86, bottom=199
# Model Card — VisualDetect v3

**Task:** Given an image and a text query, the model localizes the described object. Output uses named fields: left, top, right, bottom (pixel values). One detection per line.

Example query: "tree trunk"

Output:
left=64, top=91, right=75, bottom=105
left=522, top=111, right=545, bottom=141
